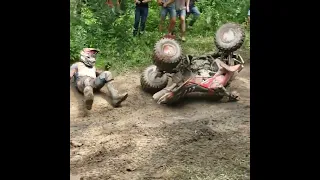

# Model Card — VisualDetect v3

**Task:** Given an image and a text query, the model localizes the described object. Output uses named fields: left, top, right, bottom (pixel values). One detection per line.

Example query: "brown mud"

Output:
left=70, top=64, right=250, bottom=180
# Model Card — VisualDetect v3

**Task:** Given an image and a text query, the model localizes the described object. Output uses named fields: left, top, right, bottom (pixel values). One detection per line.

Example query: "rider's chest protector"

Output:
left=77, top=62, right=96, bottom=78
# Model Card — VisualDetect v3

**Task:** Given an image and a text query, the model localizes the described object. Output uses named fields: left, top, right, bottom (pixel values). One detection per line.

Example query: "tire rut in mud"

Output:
left=70, top=65, right=250, bottom=180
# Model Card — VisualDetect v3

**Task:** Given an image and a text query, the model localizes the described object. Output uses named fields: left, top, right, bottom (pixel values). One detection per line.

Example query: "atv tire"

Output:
left=140, top=65, right=169, bottom=94
left=153, top=38, right=182, bottom=73
left=215, top=23, right=245, bottom=52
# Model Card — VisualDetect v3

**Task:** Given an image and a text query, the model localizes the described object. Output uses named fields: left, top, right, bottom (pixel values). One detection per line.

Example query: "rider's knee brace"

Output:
left=94, top=71, right=114, bottom=89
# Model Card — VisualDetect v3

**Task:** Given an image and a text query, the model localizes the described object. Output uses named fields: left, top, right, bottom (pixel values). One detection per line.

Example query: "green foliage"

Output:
left=70, top=0, right=250, bottom=71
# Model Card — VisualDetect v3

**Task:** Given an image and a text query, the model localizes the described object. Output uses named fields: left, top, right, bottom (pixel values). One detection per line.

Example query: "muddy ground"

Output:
left=70, top=64, right=250, bottom=180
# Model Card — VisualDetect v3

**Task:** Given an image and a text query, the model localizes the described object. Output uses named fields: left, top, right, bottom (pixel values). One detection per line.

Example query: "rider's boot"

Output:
left=229, top=90, right=240, bottom=101
left=153, top=83, right=177, bottom=101
left=106, top=83, right=128, bottom=107
left=83, top=86, right=94, bottom=110
left=217, top=86, right=240, bottom=102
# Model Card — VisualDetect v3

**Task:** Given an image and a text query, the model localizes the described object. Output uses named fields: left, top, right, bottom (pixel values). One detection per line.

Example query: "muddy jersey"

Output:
left=70, top=62, right=96, bottom=78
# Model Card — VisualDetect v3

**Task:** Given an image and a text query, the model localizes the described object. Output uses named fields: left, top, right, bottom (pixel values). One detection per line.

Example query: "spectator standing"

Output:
left=106, top=0, right=121, bottom=15
left=133, top=0, right=151, bottom=36
left=187, top=0, right=200, bottom=29
left=158, top=0, right=176, bottom=35
left=176, top=0, right=190, bottom=41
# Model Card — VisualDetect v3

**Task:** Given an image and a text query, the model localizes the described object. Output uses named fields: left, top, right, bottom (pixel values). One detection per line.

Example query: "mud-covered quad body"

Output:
left=140, top=23, right=246, bottom=104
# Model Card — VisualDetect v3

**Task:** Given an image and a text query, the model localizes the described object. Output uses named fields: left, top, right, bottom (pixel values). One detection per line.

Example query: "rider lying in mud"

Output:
left=70, top=48, right=128, bottom=110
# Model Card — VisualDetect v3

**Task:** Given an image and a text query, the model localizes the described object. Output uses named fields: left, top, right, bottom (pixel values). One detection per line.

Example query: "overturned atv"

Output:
left=140, top=23, right=246, bottom=104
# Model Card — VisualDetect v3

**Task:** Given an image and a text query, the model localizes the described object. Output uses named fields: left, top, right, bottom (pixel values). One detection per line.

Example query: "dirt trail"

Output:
left=70, top=65, right=250, bottom=180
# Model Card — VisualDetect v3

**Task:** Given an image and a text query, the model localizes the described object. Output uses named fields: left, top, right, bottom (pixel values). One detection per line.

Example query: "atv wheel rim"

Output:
left=221, top=29, right=236, bottom=43
left=162, top=44, right=177, bottom=57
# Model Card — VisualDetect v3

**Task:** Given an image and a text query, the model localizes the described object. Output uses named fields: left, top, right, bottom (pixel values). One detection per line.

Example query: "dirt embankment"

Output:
left=70, top=64, right=250, bottom=180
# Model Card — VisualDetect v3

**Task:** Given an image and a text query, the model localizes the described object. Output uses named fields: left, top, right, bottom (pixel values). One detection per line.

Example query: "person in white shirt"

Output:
left=70, top=48, right=128, bottom=110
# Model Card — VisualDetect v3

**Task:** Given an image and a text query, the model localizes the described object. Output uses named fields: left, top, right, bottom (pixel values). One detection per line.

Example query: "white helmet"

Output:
left=80, top=48, right=99, bottom=67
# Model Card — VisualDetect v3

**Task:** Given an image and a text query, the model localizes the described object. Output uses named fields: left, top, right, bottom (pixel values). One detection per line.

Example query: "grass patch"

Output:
left=101, top=31, right=250, bottom=73
left=70, top=0, right=250, bottom=73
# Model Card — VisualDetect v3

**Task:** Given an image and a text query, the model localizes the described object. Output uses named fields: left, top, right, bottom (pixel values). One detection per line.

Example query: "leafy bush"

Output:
left=70, top=0, right=250, bottom=71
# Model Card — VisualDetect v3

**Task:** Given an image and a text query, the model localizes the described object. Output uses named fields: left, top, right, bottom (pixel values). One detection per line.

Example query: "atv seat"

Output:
left=216, top=59, right=242, bottom=72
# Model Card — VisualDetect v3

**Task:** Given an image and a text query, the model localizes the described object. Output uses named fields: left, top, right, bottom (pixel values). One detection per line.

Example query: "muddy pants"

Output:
left=75, top=71, right=113, bottom=93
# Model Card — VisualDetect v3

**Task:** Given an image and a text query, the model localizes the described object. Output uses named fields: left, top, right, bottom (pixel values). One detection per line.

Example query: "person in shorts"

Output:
left=158, top=0, right=176, bottom=35
left=176, top=0, right=190, bottom=41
